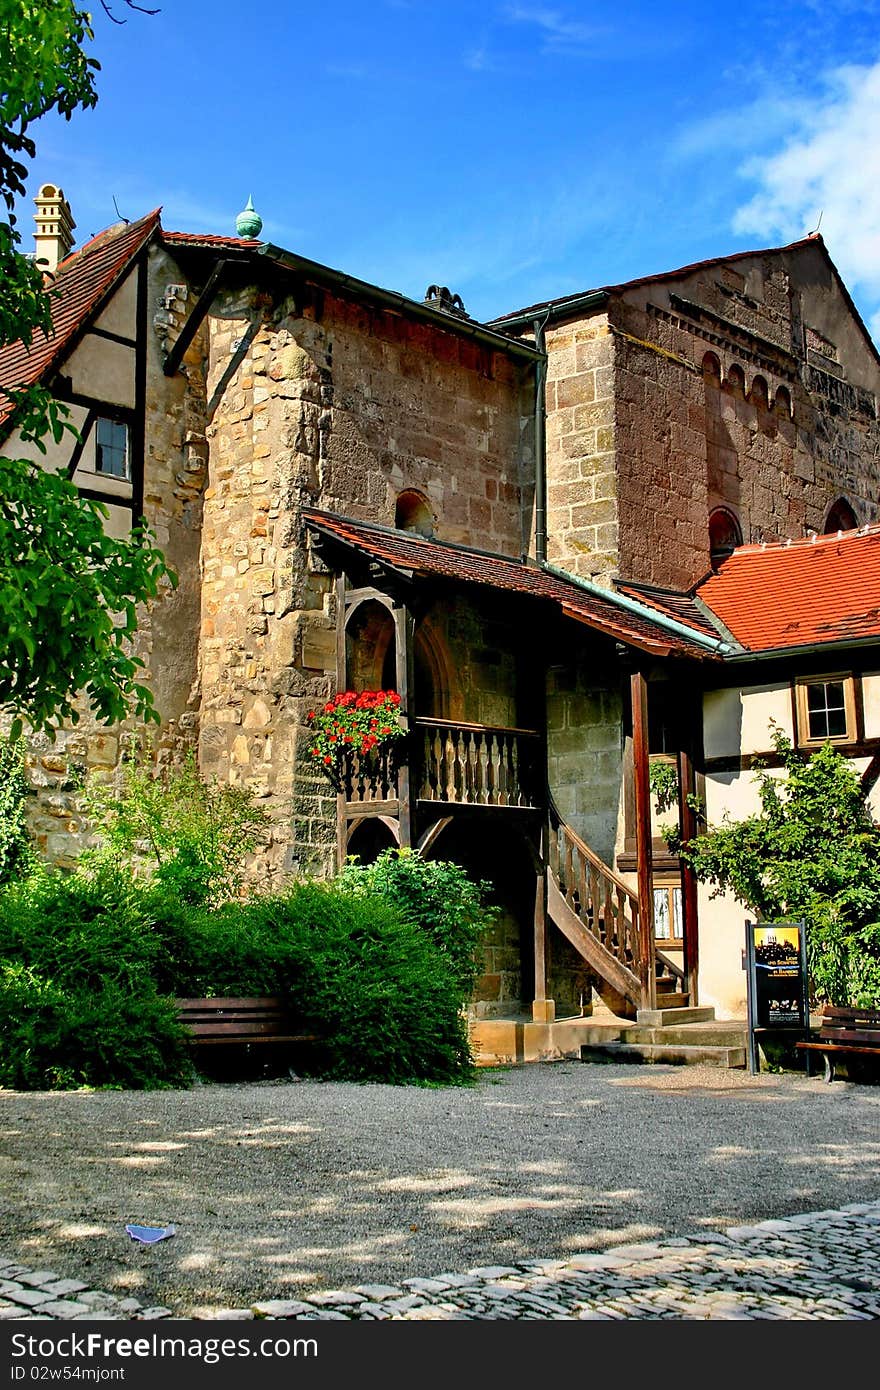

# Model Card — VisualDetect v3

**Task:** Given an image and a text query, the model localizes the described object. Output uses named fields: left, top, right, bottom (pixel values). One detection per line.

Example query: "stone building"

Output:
left=2, top=185, right=880, bottom=1044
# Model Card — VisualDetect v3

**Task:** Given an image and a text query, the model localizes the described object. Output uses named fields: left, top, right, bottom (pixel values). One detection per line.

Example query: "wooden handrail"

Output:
left=414, top=716, right=541, bottom=738
left=548, top=794, right=638, bottom=907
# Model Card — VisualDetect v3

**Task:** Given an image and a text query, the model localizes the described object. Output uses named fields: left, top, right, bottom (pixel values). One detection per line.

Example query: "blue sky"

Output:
left=19, top=1, right=880, bottom=336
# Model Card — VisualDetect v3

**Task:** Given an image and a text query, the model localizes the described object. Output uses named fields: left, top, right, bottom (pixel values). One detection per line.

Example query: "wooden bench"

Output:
left=796, top=1005, right=880, bottom=1083
left=175, top=997, right=318, bottom=1071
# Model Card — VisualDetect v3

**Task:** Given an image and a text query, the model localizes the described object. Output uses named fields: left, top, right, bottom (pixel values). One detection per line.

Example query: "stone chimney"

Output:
left=33, top=183, right=76, bottom=274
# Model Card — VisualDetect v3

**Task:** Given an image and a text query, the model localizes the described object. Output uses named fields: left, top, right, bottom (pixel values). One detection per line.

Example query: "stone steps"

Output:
left=620, top=1022, right=749, bottom=1048
left=580, top=1041, right=747, bottom=1069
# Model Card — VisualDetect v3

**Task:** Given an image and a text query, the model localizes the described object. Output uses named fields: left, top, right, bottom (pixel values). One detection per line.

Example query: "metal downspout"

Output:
left=532, top=314, right=549, bottom=563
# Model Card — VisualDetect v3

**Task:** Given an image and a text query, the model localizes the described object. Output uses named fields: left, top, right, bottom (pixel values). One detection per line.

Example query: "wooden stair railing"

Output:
left=547, top=800, right=645, bottom=1012
left=546, top=799, right=687, bottom=1014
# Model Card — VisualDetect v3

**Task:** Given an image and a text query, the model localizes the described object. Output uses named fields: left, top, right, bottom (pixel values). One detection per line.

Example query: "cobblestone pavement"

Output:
left=2, top=1201, right=878, bottom=1321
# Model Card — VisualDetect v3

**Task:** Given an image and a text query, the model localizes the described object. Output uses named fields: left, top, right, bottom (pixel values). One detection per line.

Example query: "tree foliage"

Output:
left=0, top=0, right=175, bottom=738
left=680, top=724, right=880, bottom=1006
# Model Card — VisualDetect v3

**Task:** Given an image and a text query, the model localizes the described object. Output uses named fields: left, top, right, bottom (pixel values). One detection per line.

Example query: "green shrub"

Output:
left=336, top=848, right=496, bottom=997
left=0, top=868, right=191, bottom=1090
left=79, top=743, right=270, bottom=905
left=0, top=734, right=33, bottom=885
left=149, top=881, right=474, bottom=1085
left=0, top=964, right=190, bottom=1091
left=680, top=725, right=880, bottom=1007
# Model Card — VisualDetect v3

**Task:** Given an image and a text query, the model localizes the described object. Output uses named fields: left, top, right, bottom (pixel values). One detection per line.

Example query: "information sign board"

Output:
left=744, top=919, right=809, bottom=1074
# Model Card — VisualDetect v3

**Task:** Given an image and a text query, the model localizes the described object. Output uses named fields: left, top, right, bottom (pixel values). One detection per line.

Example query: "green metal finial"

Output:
left=235, top=195, right=263, bottom=239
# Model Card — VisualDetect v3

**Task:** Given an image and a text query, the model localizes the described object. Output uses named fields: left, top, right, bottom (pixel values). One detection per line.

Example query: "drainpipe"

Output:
left=532, top=313, right=550, bottom=563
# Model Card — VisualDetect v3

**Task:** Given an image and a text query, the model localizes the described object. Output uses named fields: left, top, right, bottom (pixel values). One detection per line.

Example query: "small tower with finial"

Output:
left=235, top=195, right=263, bottom=239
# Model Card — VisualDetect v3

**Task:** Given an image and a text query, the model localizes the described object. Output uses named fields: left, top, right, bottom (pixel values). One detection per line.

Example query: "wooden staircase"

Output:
left=547, top=801, right=688, bottom=1018
left=544, top=805, right=748, bottom=1067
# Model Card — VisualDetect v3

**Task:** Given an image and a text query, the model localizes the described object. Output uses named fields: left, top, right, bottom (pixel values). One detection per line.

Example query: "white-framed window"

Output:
left=795, top=674, right=856, bottom=746
left=95, top=417, right=130, bottom=479
left=653, top=882, right=683, bottom=942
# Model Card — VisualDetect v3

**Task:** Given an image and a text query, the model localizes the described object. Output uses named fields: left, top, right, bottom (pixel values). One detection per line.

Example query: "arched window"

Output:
left=725, top=363, right=746, bottom=396
left=702, top=351, right=721, bottom=384
left=774, top=385, right=792, bottom=418
left=709, top=507, right=742, bottom=566
left=395, top=490, right=435, bottom=537
left=823, top=498, right=859, bottom=534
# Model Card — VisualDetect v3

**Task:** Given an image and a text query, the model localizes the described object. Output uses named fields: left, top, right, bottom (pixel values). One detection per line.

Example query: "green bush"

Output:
left=0, top=735, right=33, bottom=885
left=0, top=868, right=191, bottom=1090
left=680, top=725, right=880, bottom=1007
left=79, top=743, right=270, bottom=905
left=151, top=881, right=475, bottom=1085
left=0, top=850, right=479, bottom=1090
left=337, top=848, right=496, bottom=997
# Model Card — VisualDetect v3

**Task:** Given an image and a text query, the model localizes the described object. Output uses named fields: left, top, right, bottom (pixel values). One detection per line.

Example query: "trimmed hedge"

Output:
left=0, top=868, right=480, bottom=1090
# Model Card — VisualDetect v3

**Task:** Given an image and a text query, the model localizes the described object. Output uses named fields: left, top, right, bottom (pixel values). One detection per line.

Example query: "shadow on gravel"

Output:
left=0, top=1062, right=878, bottom=1314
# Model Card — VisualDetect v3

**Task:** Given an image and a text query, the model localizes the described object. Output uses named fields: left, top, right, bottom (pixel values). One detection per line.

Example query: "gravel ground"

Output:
left=1, top=1062, right=878, bottom=1319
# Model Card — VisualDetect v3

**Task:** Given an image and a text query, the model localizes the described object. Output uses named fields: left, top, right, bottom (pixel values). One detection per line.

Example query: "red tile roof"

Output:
left=303, top=509, right=714, bottom=658
left=0, top=210, right=160, bottom=430
left=161, top=231, right=262, bottom=250
left=696, top=527, right=880, bottom=652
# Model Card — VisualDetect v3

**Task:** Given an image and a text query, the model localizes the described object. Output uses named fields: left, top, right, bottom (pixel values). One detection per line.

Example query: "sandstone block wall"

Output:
left=541, top=241, right=880, bottom=591
left=545, top=635, right=624, bottom=867
left=544, top=316, right=618, bottom=582
left=195, top=282, right=533, bottom=880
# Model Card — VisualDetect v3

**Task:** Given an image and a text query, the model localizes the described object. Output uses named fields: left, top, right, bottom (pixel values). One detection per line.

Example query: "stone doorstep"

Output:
left=580, top=1042, right=747, bottom=1068
left=471, top=1014, right=617, bottom=1066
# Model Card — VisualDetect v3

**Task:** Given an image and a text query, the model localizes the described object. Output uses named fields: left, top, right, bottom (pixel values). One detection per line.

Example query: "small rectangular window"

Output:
left=653, top=883, right=683, bottom=942
left=95, top=417, right=129, bottom=479
left=795, top=675, right=856, bottom=746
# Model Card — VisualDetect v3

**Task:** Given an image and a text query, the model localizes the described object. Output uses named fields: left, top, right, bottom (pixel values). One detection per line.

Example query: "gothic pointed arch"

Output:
left=413, top=612, right=464, bottom=720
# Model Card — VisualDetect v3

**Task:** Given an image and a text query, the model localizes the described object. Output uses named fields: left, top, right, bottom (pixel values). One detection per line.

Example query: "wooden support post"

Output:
left=532, top=823, right=554, bottom=1023
left=394, top=601, right=415, bottom=849
left=335, top=575, right=348, bottom=873
left=677, top=747, right=700, bottom=1005
left=631, top=670, right=656, bottom=1011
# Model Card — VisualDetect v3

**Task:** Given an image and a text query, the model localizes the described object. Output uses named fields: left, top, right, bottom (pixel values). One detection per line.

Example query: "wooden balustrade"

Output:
left=340, top=744, right=400, bottom=805
left=548, top=801, right=644, bottom=983
left=415, top=718, right=540, bottom=808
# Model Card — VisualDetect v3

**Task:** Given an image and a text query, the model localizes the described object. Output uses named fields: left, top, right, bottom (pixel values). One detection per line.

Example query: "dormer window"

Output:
left=95, top=417, right=129, bottom=479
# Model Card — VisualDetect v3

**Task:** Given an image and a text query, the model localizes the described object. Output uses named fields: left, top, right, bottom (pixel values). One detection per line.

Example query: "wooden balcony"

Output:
left=341, top=718, right=542, bottom=815
left=415, top=717, right=541, bottom=809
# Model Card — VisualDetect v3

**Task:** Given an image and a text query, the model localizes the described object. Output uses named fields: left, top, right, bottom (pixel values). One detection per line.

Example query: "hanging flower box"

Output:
left=306, top=690, right=405, bottom=791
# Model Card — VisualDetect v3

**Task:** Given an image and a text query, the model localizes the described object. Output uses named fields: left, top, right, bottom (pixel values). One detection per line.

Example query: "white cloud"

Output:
left=732, top=60, right=880, bottom=332
left=503, top=5, right=606, bottom=55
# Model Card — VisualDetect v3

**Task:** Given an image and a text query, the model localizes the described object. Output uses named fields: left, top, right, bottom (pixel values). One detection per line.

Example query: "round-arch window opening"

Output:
left=824, top=498, right=858, bottom=534
left=395, top=490, right=435, bottom=537
left=709, top=507, right=742, bottom=566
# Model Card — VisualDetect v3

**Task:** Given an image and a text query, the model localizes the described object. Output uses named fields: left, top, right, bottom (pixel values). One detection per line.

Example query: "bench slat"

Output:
left=174, top=996, right=316, bottom=1051
left=819, top=1028, right=880, bottom=1045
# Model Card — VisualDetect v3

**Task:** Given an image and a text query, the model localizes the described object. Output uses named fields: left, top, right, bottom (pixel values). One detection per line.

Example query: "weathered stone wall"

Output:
left=546, top=635, right=624, bottom=867
left=543, top=314, right=618, bottom=582
left=541, top=241, right=880, bottom=591
left=195, top=284, right=533, bottom=880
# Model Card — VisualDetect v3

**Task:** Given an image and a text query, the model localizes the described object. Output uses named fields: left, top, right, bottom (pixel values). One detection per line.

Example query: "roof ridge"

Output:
left=717, top=524, right=880, bottom=561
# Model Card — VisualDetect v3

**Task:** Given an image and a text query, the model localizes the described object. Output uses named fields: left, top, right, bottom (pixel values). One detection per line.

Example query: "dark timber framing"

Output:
left=631, top=669, right=656, bottom=1011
